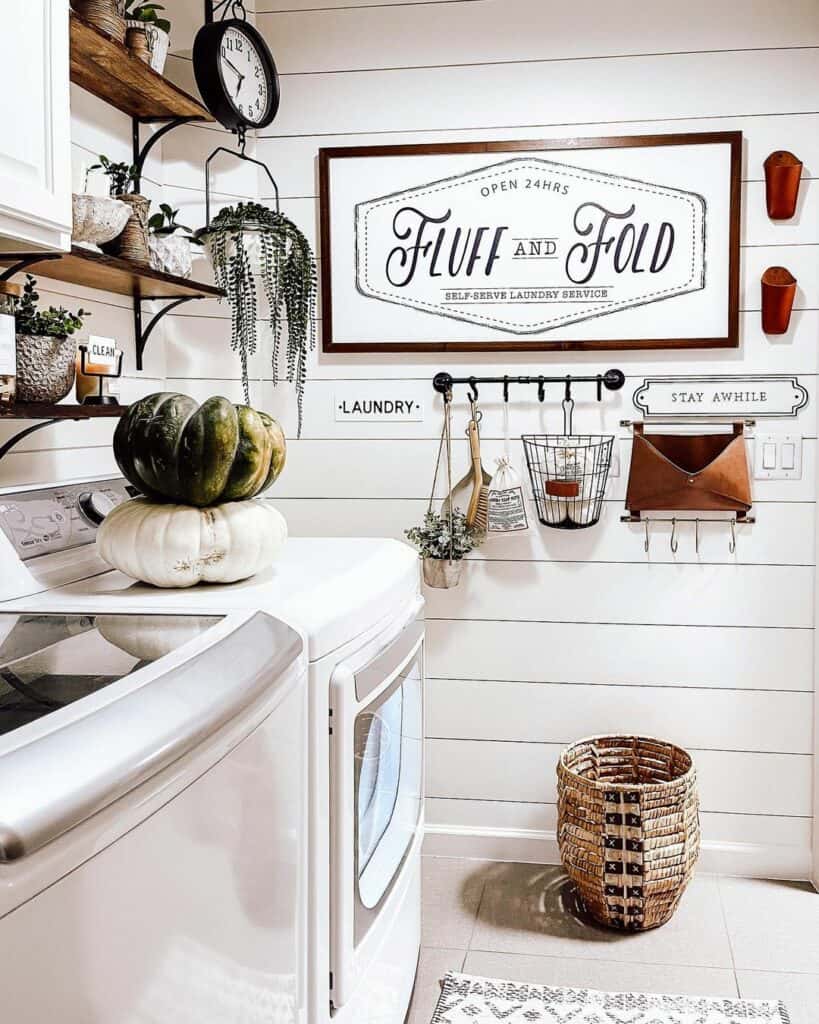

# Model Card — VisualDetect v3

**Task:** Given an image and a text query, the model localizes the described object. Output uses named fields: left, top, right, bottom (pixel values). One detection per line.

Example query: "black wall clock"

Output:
left=193, top=16, right=280, bottom=132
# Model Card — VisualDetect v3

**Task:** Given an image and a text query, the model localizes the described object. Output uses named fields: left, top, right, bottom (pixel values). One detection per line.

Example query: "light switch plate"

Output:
left=753, top=433, right=802, bottom=480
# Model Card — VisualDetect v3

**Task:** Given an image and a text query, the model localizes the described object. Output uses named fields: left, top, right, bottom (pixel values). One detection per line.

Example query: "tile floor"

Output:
left=408, top=857, right=819, bottom=1024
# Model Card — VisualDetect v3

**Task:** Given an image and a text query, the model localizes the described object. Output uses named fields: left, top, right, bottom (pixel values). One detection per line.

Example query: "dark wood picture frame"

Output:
left=318, top=131, right=742, bottom=353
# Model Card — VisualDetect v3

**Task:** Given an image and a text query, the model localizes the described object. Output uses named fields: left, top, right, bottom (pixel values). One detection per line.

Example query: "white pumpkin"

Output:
left=96, top=497, right=288, bottom=588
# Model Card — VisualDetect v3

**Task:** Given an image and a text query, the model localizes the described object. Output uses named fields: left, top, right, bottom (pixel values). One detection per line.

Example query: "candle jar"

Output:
left=0, top=281, right=21, bottom=404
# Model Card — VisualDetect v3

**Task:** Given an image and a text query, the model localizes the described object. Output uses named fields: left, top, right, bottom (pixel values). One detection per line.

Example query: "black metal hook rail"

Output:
left=432, top=369, right=626, bottom=403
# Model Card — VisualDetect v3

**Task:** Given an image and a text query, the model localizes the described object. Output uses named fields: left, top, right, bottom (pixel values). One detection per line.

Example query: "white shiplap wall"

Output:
left=243, top=0, right=818, bottom=878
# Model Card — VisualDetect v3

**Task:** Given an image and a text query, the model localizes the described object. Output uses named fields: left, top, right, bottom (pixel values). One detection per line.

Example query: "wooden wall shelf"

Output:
left=0, top=247, right=225, bottom=371
left=0, top=246, right=223, bottom=302
left=70, top=13, right=210, bottom=122
left=0, top=403, right=125, bottom=420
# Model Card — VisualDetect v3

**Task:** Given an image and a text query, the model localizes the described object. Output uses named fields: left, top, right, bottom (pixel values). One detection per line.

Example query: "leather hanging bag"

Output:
left=625, top=422, right=752, bottom=516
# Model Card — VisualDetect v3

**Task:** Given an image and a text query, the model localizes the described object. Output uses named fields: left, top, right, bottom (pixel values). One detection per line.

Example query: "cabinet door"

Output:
left=0, top=0, right=71, bottom=251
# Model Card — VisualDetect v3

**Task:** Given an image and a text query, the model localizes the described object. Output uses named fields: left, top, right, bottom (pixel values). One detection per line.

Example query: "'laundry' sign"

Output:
left=633, top=376, right=809, bottom=418
left=334, top=383, right=425, bottom=422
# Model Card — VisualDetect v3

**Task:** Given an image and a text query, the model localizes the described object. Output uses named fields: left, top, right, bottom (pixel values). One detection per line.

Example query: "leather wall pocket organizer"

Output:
left=625, top=423, right=752, bottom=517
left=761, top=266, right=797, bottom=334
left=764, top=150, right=803, bottom=220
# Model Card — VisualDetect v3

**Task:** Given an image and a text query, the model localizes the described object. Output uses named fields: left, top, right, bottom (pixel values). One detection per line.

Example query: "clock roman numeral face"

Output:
left=219, top=26, right=270, bottom=126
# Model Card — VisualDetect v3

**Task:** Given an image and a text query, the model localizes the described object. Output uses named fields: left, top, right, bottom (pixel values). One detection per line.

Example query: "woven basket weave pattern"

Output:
left=72, top=0, right=126, bottom=43
left=102, top=194, right=150, bottom=266
left=557, top=735, right=700, bottom=931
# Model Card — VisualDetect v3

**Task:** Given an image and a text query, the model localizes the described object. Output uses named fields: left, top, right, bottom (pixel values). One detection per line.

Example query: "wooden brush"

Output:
left=466, top=416, right=489, bottom=531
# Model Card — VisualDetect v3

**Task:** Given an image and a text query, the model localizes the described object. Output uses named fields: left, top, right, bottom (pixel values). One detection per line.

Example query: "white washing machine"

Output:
left=0, top=476, right=424, bottom=1024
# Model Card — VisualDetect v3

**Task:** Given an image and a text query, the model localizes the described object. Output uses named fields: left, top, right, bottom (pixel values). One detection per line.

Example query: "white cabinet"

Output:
left=0, top=0, right=71, bottom=252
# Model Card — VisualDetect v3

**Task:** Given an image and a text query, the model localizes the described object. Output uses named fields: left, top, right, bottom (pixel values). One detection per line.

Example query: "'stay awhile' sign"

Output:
left=633, top=376, right=809, bottom=418
left=320, top=133, right=740, bottom=352
left=356, top=158, right=705, bottom=335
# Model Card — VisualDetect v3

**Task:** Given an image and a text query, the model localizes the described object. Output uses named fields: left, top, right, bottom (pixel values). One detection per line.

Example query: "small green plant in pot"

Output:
left=148, top=204, right=196, bottom=278
left=88, top=155, right=150, bottom=265
left=404, top=508, right=482, bottom=589
left=124, top=1, right=170, bottom=73
left=15, top=276, right=90, bottom=403
left=197, top=201, right=317, bottom=437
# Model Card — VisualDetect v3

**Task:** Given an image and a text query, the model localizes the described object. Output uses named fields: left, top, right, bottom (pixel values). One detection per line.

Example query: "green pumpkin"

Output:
left=113, top=393, right=287, bottom=507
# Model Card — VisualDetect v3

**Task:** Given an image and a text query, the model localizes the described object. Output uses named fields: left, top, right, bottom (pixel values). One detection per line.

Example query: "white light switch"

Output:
left=754, top=433, right=802, bottom=480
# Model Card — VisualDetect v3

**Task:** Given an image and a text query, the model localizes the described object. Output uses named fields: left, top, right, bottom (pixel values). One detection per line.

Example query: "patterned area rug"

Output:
left=431, top=972, right=790, bottom=1023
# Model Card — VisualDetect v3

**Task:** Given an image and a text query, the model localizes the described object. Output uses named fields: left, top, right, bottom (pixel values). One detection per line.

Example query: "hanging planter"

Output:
left=197, top=202, right=317, bottom=437
left=404, top=396, right=483, bottom=589
left=763, top=150, right=803, bottom=220
left=761, top=266, right=797, bottom=334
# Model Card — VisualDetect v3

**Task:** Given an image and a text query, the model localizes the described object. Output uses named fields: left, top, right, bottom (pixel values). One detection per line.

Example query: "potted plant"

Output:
left=404, top=509, right=482, bottom=589
left=71, top=0, right=126, bottom=44
left=124, top=1, right=170, bottom=73
left=148, top=204, right=197, bottom=278
left=15, top=276, right=90, bottom=403
left=196, top=202, right=317, bottom=437
left=88, top=155, right=150, bottom=266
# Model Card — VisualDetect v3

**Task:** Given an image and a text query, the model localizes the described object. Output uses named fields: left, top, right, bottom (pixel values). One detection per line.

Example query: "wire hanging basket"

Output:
left=522, top=398, right=614, bottom=530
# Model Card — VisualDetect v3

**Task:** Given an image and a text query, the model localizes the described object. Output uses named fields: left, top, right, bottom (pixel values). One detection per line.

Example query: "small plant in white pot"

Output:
left=148, top=204, right=197, bottom=278
left=404, top=508, right=482, bottom=589
left=124, top=1, right=170, bottom=73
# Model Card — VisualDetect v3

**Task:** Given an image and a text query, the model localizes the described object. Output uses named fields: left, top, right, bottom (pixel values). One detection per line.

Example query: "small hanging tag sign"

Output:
left=334, top=382, right=425, bottom=422
left=85, top=336, right=120, bottom=373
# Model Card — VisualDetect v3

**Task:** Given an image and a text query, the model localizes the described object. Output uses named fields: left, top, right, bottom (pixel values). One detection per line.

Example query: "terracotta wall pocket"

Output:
left=761, top=266, right=797, bottom=335
left=764, top=151, right=803, bottom=220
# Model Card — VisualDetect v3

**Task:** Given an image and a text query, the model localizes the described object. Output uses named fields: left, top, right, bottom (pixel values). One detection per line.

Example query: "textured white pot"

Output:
left=204, top=228, right=266, bottom=276
left=422, top=557, right=463, bottom=589
left=149, top=233, right=193, bottom=278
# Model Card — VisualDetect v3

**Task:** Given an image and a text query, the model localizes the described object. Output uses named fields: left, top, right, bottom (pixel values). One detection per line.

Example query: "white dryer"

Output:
left=0, top=476, right=424, bottom=1024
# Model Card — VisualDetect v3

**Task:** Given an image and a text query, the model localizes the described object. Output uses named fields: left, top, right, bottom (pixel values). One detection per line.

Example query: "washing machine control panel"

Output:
left=0, top=478, right=137, bottom=560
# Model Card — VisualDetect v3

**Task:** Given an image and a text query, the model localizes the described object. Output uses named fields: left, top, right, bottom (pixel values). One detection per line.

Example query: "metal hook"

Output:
left=729, top=517, right=737, bottom=555
left=503, top=375, right=510, bottom=403
left=644, top=519, right=650, bottom=553
left=694, top=518, right=700, bottom=556
left=596, top=375, right=603, bottom=402
left=564, top=377, right=573, bottom=403
left=468, top=377, right=479, bottom=403
left=562, top=397, right=575, bottom=436
left=537, top=377, right=546, bottom=403
left=670, top=517, right=679, bottom=554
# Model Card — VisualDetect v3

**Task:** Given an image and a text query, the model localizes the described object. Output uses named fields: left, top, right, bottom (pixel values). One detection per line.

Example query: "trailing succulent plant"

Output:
left=197, top=201, right=317, bottom=436
left=86, top=155, right=140, bottom=197
left=124, top=0, right=171, bottom=33
left=404, top=509, right=482, bottom=561
left=16, top=276, right=90, bottom=338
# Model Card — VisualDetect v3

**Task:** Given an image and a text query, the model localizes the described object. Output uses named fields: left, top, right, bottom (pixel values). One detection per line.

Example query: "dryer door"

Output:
left=329, top=603, right=424, bottom=1010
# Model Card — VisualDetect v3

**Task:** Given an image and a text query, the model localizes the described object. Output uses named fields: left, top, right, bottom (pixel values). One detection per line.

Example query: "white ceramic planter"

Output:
left=149, top=233, right=193, bottom=279
left=72, top=194, right=131, bottom=248
left=126, top=22, right=169, bottom=74
left=422, top=558, right=463, bottom=589
left=203, top=228, right=266, bottom=276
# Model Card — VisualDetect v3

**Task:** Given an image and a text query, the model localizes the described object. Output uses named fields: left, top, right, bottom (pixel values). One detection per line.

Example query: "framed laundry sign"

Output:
left=318, top=132, right=741, bottom=353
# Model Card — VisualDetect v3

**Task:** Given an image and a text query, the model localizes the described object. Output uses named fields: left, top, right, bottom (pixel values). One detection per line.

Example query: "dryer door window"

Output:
left=354, top=645, right=422, bottom=922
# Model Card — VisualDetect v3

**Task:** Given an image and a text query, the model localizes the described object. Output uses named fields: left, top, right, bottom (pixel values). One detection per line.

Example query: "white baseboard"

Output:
left=423, top=824, right=813, bottom=880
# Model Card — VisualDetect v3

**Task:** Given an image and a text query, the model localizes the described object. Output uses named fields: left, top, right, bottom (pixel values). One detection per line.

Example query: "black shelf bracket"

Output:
left=0, top=419, right=65, bottom=463
left=134, top=295, right=205, bottom=371
left=0, top=253, right=62, bottom=282
left=132, top=116, right=203, bottom=193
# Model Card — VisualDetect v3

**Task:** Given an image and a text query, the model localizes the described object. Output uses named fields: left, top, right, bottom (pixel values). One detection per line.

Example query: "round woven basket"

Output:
left=101, top=194, right=150, bottom=266
left=557, top=735, right=699, bottom=931
left=72, top=0, right=126, bottom=43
